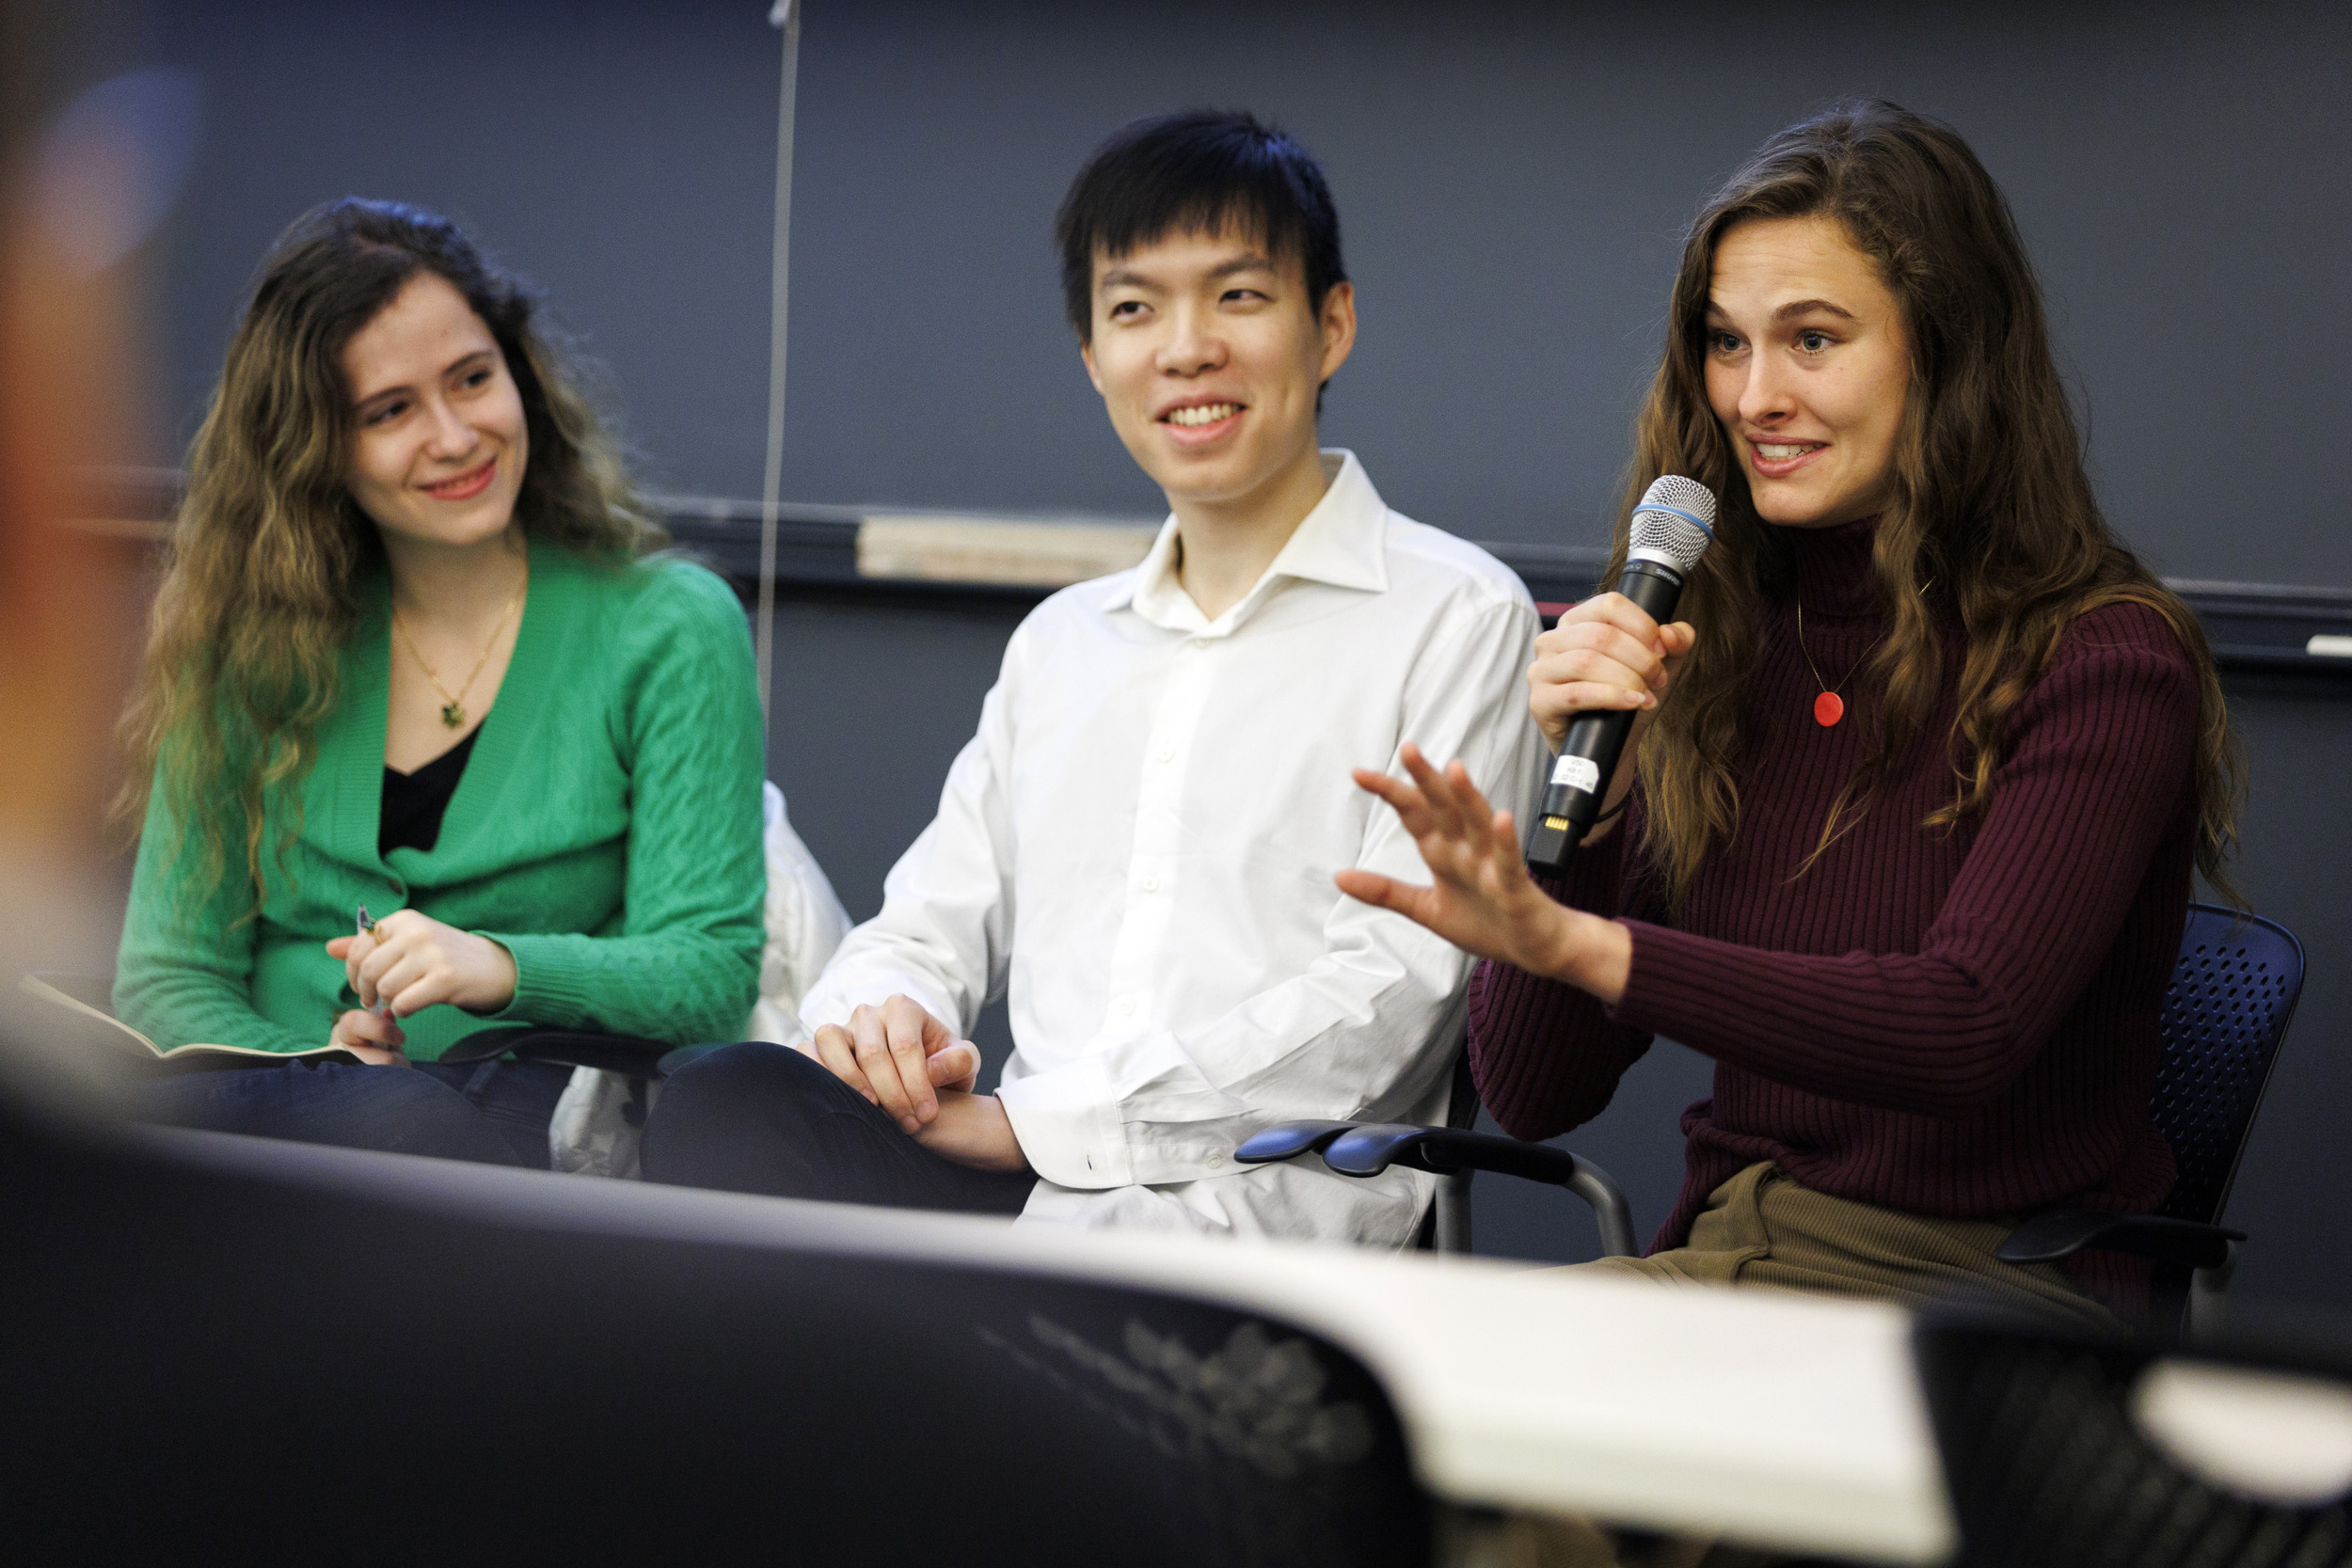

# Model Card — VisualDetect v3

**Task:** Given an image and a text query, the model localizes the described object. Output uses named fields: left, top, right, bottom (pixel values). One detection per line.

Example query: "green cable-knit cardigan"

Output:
left=115, top=538, right=767, bottom=1062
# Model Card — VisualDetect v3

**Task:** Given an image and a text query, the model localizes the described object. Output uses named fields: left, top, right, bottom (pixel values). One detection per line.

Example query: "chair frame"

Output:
left=1994, top=903, right=2306, bottom=1337
left=1241, top=1040, right=1642, bottom=1261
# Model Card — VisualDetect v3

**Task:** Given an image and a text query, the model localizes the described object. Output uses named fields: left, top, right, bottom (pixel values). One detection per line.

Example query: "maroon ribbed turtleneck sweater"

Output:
left=1470, top=518, right=2195, bottom=1296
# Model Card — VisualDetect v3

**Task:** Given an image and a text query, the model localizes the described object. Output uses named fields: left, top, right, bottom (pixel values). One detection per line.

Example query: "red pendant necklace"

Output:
left=1795, top=583, right=1931, bottom=727
left=1795, top=600, right=1873, bottom=727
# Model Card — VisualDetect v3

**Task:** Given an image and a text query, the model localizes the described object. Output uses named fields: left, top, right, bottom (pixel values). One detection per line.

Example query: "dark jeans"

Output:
left=641, top=1041, right=1036, bottom=1216
left=131, top=1056, right=576, bottom=1169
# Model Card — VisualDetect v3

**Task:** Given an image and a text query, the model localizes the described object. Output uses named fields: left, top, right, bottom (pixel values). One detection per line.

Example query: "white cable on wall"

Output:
left=757, top=0, right=802, bottom=736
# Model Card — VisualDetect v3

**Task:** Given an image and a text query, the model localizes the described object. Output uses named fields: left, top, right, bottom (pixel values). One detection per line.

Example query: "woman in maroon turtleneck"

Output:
left=1339, top=101, right=2241, bottom=1322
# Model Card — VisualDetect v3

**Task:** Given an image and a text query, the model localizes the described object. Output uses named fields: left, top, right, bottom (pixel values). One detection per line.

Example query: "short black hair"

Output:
left=1055, top=109, right=1346, bottom=341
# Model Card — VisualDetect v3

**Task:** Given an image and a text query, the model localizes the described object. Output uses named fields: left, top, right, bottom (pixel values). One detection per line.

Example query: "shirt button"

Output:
left=1155, top=745, right=1174, bottom=763
left=1207, top=1152, right=1225, bottom=1168
left=1118, top=998, right=1136, bottom=1016
left=1141, top=875, right=1160, bottom=894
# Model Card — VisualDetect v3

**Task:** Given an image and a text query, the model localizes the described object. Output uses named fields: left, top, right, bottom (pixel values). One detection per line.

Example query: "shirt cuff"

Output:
left=995, top=1054, right=1131, bottom=1190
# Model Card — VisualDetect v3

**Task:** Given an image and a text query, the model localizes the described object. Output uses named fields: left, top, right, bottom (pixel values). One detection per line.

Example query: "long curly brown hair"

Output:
left=1609, top=101, right=2240, bottom=913
left=117, top=198, right=666, bottom=896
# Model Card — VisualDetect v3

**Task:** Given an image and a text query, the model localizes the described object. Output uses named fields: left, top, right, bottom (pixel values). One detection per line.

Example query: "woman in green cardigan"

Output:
left=114, top=198, right=765, bottom=1165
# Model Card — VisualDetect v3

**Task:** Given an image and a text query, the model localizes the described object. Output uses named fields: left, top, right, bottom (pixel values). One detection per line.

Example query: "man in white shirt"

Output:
left=644, top=110, right=1540, bottom=1246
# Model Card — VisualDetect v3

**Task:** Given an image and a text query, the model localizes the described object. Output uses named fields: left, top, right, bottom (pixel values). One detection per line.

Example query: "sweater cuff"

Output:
left=483, top=930, right=595, bottom=1029
left=1604, top=919, right=1711, bottom=1039
left=995, top=1055, right=1130, bottom=1189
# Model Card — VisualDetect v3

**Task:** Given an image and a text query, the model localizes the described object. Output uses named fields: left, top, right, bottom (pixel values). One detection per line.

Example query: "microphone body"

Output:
left=1525, top=477, right=1716, bottom=873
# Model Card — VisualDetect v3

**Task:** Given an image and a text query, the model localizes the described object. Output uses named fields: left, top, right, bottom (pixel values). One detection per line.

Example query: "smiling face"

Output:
left=1079, top=224, right=1354, bottom=519
left=1703, top=214, right=1910, bottom=531
left=341, top=270, right=528, bottom=550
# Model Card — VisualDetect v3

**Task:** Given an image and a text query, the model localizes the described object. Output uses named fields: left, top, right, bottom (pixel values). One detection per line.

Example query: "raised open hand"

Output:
left=1334, top=743, right=1570, bottom=972
left=1335, top=743, right=1631, bottom=1004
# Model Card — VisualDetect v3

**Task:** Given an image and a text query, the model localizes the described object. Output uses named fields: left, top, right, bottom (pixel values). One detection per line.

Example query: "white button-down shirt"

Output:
left=802, top=451, right=1542, bottom=1245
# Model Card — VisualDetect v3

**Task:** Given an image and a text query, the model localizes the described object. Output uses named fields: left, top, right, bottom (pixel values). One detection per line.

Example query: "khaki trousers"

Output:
left=1490, top=1162, right=2121, bottom=1568
left=1576, top=1160, right=2122, bottom=1334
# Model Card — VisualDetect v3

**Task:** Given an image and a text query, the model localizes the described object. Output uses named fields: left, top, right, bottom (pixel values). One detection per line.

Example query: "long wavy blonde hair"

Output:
left=117, top=198, right=666, bottom=896
left=1611, top=101, right=2240, bottom=913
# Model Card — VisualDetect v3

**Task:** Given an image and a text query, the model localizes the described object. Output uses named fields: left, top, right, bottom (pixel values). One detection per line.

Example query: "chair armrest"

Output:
left=1236, top=1119, right=1639, bottom=1259
left=1234, top=1121, right=1360, bottom=1165
left=1995, top=1210, right=2243, bottom=1272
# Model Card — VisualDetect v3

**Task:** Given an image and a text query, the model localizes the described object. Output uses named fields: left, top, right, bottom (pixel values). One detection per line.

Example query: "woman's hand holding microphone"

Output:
left=322, top=911, right=519, bottom=1063
left=1333, top=593, right=1693, bottom=1003
left=1528, top=594, right=1696, bottom=818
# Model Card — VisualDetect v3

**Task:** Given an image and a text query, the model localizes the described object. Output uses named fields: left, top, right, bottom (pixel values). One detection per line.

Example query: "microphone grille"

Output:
left=1628, top=474, right=1717, bottom=575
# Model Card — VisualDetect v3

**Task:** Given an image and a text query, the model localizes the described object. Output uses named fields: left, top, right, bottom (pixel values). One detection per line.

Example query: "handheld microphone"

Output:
left=1525, top=475, right=1716, bottom=872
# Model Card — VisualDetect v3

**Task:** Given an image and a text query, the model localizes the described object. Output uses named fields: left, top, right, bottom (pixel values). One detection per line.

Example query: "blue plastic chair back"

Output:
left=2152, top=903, right=2306, bottom=1226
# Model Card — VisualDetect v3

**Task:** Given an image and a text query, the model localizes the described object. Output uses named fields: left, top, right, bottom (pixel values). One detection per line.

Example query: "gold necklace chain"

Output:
left=1794, top=598, right=1878, bottom=701
left=393, top=579, right=526, bottom=729
left=1795, top=579, right=1933, bottom=728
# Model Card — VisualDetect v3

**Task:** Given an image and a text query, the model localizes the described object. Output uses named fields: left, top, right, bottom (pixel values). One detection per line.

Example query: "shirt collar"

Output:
left=1107, top=450, right=1391, bottom=634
